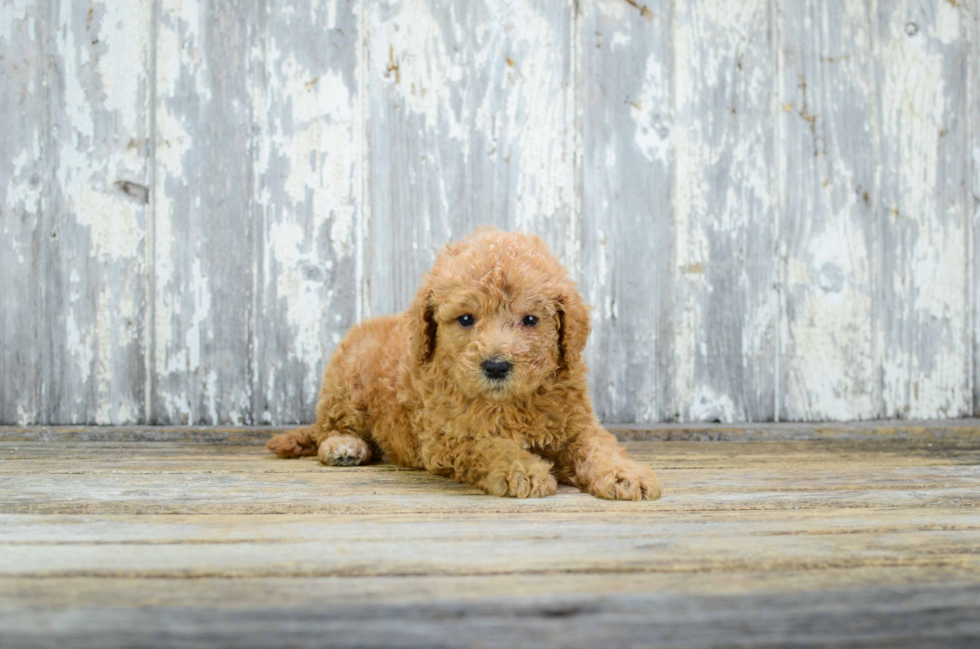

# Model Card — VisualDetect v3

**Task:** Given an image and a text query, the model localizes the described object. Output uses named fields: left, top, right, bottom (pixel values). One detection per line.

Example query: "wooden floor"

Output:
left=2, top=423, right=980, bottom=648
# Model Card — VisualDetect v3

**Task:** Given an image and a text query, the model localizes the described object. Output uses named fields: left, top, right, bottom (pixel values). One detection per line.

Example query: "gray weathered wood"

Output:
left=579, top=0, right=674, bottom=423
left=972, top=2, right=980, bottom=418
left=0, top=0, right=45, bottom=425
left=671, top=0, right=778, bottom=421
left=249, top=0, right=361, bottom=424
left=152, top=0, right=255, bottom=424
left=2, top=584, right=977, bottom=649
left=43, top=0, right=151, bottom=424
left=364, top=0, right=576, bottom=316
left=2, top=0, right=980, bottom=426
left=1, top=427, right=980, bottom=646
left=877, top=0, right=972, bottom=419
left=778, top=0, right=878, bottom=420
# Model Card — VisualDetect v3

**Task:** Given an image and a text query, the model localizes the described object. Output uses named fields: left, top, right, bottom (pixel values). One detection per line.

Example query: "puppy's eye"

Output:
left=522, top=315, right=539, bottom=327
left=457, top=314, right=476, bottom=328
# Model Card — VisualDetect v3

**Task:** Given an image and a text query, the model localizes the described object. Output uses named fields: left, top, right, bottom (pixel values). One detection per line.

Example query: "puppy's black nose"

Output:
left=481, top=359, right=512, bottom=381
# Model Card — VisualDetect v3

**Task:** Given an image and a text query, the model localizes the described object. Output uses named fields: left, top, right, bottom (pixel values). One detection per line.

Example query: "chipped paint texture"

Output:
left=877, top=1, right=971, bottom=419
left=0, top=0, right=978, bottom=425
left=365, top=0, right=575, bottom=318
left=778, top=0, right=878, bottom=421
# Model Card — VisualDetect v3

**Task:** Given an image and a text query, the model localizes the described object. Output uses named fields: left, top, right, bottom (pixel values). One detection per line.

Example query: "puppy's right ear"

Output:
left=408, top=287, right=437, bottom=364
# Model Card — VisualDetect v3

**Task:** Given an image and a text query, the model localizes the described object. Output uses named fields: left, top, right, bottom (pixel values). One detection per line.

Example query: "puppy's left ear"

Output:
left=556, top=287, right=591, bottom=371
left=408, top=287, right=438, bottom=365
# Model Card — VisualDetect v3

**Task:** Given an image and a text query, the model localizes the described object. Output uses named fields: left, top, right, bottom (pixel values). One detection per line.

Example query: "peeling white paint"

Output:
left=688, top=386, right=738, bottom=422
left=3, top=0, right=978, bottom=426
left=268, top=220, right=331, bottom=400
left=0, top=0, right=35, bottom=43
left=5, top=148, right=41, bottom=210
left=632, top=52, right=670, bottom=165
left=879, top=2, right=969, bottom=419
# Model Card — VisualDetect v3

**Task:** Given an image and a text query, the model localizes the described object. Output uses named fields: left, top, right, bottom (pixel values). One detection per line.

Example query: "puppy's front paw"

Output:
left=484, top=459, right=557, bottom=499
left=589, top=463, right=662, bottom=501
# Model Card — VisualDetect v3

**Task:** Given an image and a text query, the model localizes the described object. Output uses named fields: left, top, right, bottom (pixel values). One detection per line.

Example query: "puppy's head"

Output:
left=408, top=228, right=590, bottom=400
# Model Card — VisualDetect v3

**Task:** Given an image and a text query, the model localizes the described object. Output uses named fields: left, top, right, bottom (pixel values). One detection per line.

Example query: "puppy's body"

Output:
left=268, top=229, right=661, bottom=500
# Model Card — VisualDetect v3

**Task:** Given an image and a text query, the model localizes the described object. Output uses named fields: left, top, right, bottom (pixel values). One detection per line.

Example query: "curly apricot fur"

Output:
left=266, top=228, right=662, bottom=500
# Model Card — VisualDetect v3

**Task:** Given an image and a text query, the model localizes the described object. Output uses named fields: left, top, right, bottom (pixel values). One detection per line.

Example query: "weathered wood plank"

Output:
left=4, top=435, right=980, bottom=470
left=6, top=419, right=980, bottom=445
left=364, top=0, right=575, bottom=317
left=4, top=584, right=980, bottom=649
left=877, top=1, right=972, bottom=419
left=972, top=1, right=980, bottom=417
left=778, top=0, right=878, bottom=420
left=3, top=436, right=979, bottom=515
left=42, top=0, right=152, bottom=425
left=152, top=0, right=255, bottom=424
left=249, top=0, right=361, bottom=425
left=3, top=473, right=977, bottom=516
left=6, top=568, right=980, bottom=610
left=0, top=0, right=44, bottom=425
left=5, top=446, right=979, bottom=475
left=671, top=0, right=778, bottom=421
left=578, top=0, right=674, bottom=423
left=2, top=512, right=978, bottom=578
left=2, top=583, right=978, bottom=649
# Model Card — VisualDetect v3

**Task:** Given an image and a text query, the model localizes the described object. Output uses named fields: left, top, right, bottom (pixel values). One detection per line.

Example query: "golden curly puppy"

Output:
left=267, top=228, right=661, bottom=500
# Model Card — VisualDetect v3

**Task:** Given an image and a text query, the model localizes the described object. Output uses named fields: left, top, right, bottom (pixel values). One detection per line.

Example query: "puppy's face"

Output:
left=411, top=230, right=588, bottom=402
left=433, top=285, right=561, bottom=400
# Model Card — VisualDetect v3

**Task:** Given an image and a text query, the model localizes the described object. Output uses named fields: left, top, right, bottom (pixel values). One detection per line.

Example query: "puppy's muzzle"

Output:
left=481, top=358, right=512, bottom=382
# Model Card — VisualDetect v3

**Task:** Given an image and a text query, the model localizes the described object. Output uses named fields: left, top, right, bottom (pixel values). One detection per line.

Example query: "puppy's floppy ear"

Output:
left=556, top=287, right=591, bottom=371
left=408, top=286, right=438, bottom=364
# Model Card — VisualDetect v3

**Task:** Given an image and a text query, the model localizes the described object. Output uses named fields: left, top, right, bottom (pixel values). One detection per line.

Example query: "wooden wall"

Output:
left=1, top=0, right=977, bottom=425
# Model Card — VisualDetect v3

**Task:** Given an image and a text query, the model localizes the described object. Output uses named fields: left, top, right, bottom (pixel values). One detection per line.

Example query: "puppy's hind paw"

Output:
left=267, top=428, right=318, bottom=458
left=318, top=436, right=372, bottom=467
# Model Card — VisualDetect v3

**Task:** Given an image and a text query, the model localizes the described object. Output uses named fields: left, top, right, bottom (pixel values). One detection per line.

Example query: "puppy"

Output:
left=267, top=228, right=662, bottom=500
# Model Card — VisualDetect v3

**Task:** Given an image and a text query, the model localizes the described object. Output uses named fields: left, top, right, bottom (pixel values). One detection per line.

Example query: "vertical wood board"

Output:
left=152, top=0, right=255, bottom=424
left=578, top=0, right=674, bottom=422
left=671, top=0, right=778, bottom=421
left=249, top=0, right=361, bottom=424
left=777, top=0, right=878, bottom=420
left=876, top=0, right=971, bottom=419
left=43, top=0, right=151, bottom=424
left=0, top=0, right=45, bottom=425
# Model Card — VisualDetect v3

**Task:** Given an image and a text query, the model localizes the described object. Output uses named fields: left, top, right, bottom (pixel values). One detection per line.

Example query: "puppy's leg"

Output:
left=433, top=438, right=557, bottom=498
left=317, top=434, right=372, bottom=467
left=267, top=426, right=319, bottom=458
left=557, top=426, right=662, bottom=501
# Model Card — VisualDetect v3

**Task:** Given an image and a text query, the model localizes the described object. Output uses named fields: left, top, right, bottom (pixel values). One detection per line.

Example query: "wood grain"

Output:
left=876, top=0, right=972, bottom=419
left=671, top=0, right=777, bottom=421
left=45, top=0, right=152, bottom=425
left=364, top=0, right=576, bottom=317
left=972, top=1, right=980, bottom=418
left=250, top=0, right=361, bottom=424
left=1, top=426, right=979, bottom=646
left=0, top=0, right=45, bottom=425
left=2, top=1, right=980, bottom=426
left=152, top=0, right=256, bottom=425
left=578, top=0, right=674, bottom=423
left=778, top=0, right=878, bottom=420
